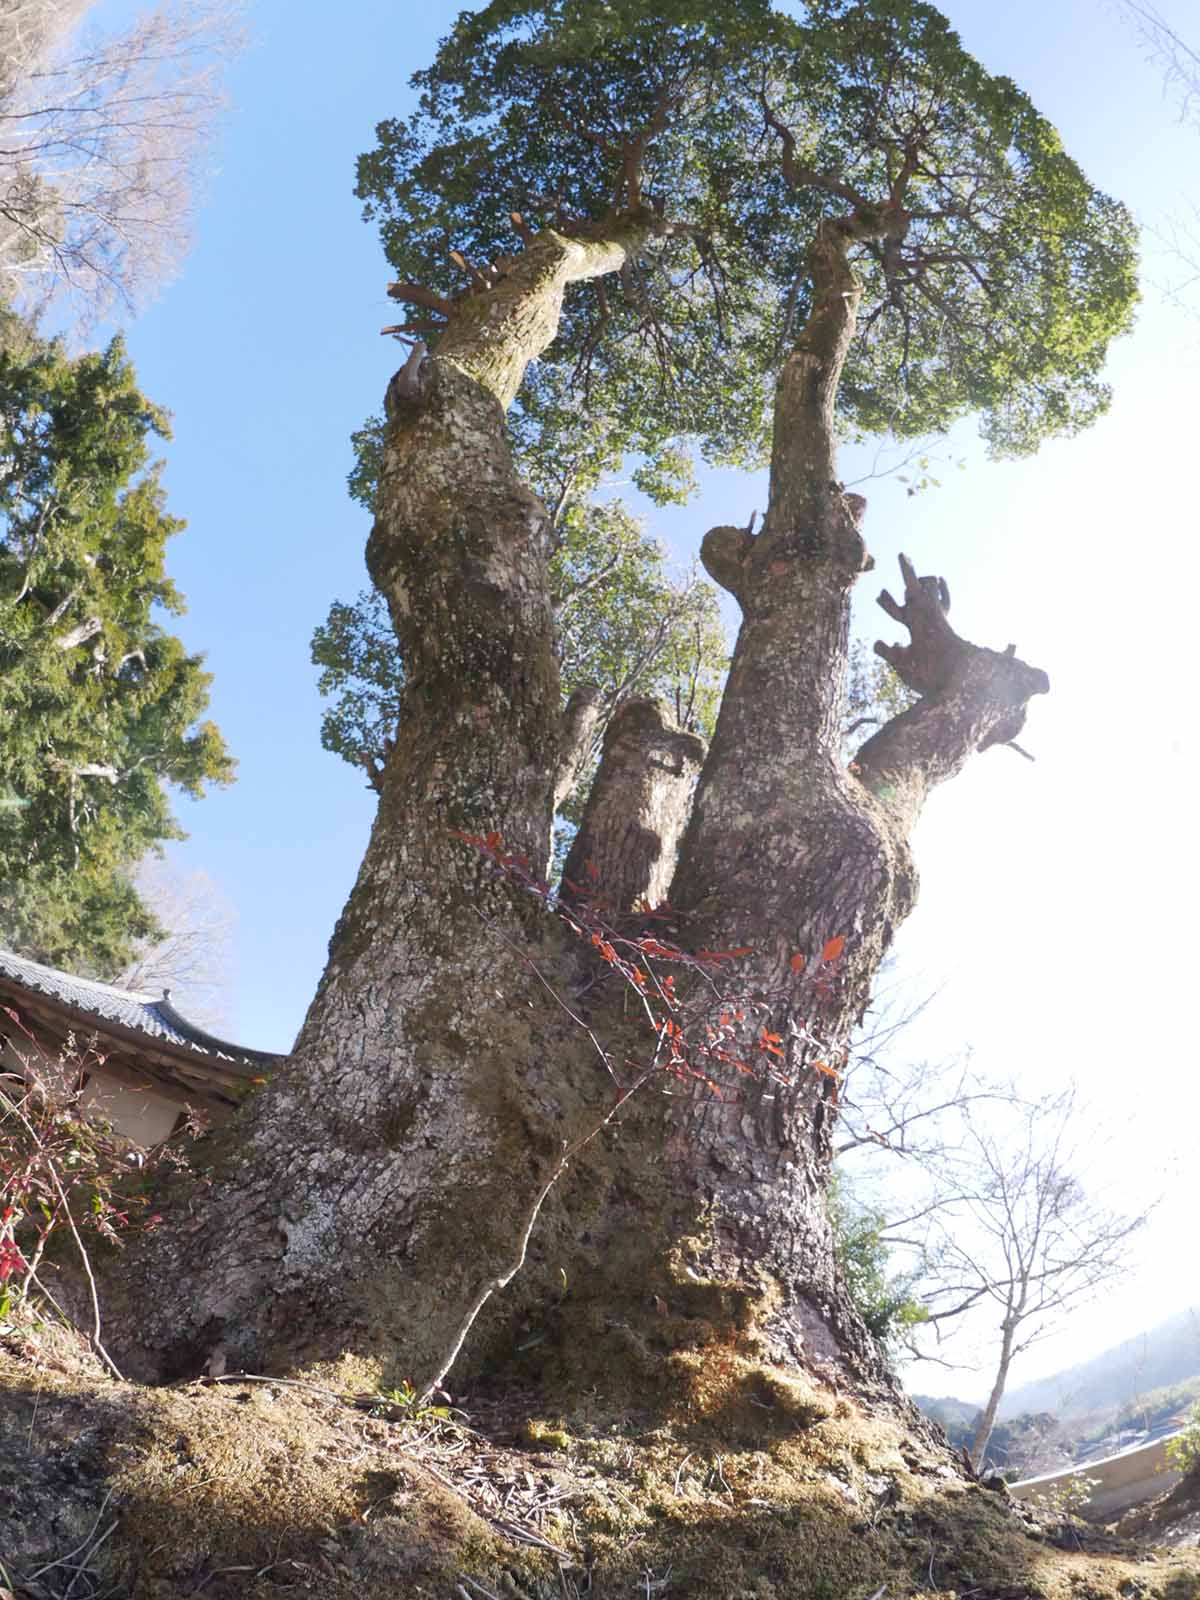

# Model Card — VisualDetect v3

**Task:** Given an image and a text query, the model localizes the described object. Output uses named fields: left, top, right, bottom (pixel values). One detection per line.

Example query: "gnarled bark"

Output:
left=647, top=218, right=1048, bottom=1372
left=105, top=217, right=667, bottom=1385
left=561, top=697, right=705, bottom=914
left=854, top=555, right=1049, bottom=835
left=103, top=200, right=1048, bottom=1400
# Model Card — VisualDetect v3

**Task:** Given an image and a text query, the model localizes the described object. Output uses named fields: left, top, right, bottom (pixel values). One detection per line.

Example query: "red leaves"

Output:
left=458, top=819, right=854, bottom=1115
left=0, top=1240, right=27, bottom=1284
left=453, top=828, right=503, bottom=854
left=1, top=1033, right=191, bottom=1290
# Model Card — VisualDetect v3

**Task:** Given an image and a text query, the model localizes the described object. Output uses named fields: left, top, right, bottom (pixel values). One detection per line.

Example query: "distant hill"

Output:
left=997, top=1304, right=1200, bottom=1421
left=912, top=1393, right=978, bottom=1439
left=909, top=1305, right=1200, bottom=1475
left=910, top=1395, right=1069, bottom=1473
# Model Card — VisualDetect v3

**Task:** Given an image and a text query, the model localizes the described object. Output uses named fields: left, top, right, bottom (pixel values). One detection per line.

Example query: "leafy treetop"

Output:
left=358, top=0, right=1137, bottom=478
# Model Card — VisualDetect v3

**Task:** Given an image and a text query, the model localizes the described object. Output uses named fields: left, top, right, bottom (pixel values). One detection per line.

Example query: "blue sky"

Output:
left=90, top=0, right=1198, bottom=1395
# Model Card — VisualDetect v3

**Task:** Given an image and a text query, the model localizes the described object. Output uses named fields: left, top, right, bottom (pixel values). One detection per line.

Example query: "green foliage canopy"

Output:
left=318, top=392, right=726, bottom=801
left=358, top=0, right=1138, bottom=473
left=0, top=320, right=233, bottom=974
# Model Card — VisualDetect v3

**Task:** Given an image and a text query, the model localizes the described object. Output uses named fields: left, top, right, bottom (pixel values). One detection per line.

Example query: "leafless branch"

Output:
left=1110, top=0, right=1200, bottom=127
left=906, top=1085, right=1149, bottom=1468
left=0, top=0, right=243, bottom=328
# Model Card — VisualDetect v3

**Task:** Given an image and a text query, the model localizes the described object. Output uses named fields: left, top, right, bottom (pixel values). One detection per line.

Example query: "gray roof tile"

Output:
left=0, top=944, right=277, bottom=1066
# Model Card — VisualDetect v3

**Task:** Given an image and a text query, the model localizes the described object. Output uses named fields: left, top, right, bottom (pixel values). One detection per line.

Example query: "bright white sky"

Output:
left=83, top=0, right=1199, bottom=1403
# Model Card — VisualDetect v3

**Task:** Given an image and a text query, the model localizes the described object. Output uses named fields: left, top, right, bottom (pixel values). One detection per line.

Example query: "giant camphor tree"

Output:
left=108, top=0, right=1137, bottom=1401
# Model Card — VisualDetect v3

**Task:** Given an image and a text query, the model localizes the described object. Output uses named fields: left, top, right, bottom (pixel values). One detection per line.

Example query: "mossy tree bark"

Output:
left=105, top=206, right=1046, bottom=1395
left=641, top=215, right=1050, bottom=1371
left=105, top=216, right=684, bottom=1384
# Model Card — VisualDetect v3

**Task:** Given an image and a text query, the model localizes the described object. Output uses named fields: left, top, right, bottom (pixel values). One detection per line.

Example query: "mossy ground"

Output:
left=3, top=1308, right=1199, bottom=1600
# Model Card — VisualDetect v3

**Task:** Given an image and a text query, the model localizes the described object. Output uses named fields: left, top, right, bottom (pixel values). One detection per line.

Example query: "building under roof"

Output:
left=0, top=945, right=280, bottom=1144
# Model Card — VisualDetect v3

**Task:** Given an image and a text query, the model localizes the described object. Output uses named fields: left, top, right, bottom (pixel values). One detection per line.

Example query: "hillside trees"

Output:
left=0, top=315, right=233, bottom=973
left=108, top=0, right=1137, bottom=1400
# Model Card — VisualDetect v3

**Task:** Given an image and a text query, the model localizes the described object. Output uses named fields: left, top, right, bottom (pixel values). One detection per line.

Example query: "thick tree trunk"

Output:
left=650, top=220, right=911, bottom=1367
left=105, top=218, right=667, bottom=1385
left=633, top=218, right=1047, bottom=1375
left=561, top=697, right=705, bottom=914
left=104, top=209, right=1047, bottom=1401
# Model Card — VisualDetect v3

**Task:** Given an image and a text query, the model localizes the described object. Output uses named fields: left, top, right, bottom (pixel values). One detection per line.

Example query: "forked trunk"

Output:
left=644, top=223, right=1049, bottom=1372
left=104, top=213, right=1047, bottom=1399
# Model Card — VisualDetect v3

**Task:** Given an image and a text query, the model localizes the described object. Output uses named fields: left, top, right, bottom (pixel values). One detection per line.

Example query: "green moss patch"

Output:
left=3, top=1328, right=1199, bottom=1600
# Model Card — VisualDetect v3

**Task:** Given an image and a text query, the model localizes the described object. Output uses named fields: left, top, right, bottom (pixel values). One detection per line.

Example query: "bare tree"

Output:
left=896, top=1087, right=1149, bottom=1470
left=1108, top=2, right=1200, bottom=315
left=117, top=859, right=235, bottom=1032
left=0, top=0, right=241, bottom=327
left=833, top=956, right=1027, bottom=1166
left=837, top=1037, right=1021, bottom=1168
left=1110, top=0, right=1200, bottom=128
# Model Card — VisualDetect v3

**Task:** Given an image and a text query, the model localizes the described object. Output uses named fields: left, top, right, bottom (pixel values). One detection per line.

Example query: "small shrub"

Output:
left=1166, top=1405, right=1200, bottom=1479
left=827, top=1172, right=928, bottom=1355
left=372, top=1379, right=452, bottom=1422
left=1031, top=1473, right=1101, bottom=1521
left=0, top=1018, right=191, bottom=1350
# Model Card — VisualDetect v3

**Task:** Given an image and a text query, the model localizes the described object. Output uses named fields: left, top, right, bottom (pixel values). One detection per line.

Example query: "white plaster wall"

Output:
left=1, top=1034, right=179, bottom=1145
left=1012, top=1434, right=1182, bottom=1521
left=80, top=1076, right=180, bottom=1146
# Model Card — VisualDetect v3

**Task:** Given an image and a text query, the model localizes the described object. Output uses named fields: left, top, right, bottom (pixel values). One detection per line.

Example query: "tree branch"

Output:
left=53, top=614, right=103, bottom=651
left=386, top=280, right=455, bottom=317
left=760, top=94, right=873, bottom=211
left=553, top=683, right=604, bottom=815
left=852, top=554, right=1049, bottom=835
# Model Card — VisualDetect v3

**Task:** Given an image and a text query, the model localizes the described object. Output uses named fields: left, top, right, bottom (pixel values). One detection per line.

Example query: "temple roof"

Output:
left=0, top=943, right=278, bottom=1072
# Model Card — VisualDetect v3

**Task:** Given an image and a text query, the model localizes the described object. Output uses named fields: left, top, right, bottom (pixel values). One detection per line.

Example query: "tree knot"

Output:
left=700, top=524, right=756, bottom=601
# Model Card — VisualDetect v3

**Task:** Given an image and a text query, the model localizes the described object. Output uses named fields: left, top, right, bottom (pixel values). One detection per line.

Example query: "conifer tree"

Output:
left=0, top=317, right=233, bottom=973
